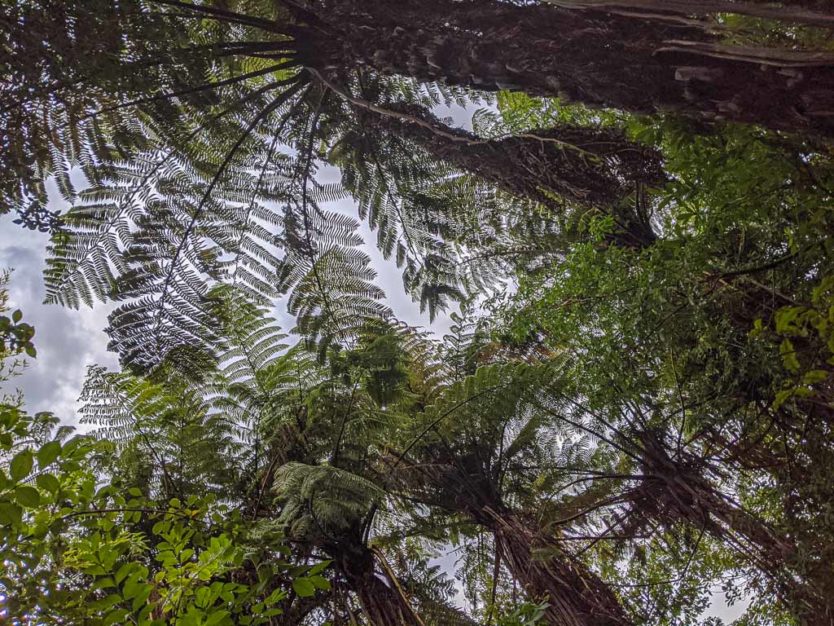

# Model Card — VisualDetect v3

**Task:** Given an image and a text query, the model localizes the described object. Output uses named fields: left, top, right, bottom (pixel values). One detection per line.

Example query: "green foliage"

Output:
left=495, top=601, right=550, bottom=626
left=0, top=404, right=304, bottom=625
left=494, top=94, right=834, bottom=621
left=765, top=276, right=834, bottom=408
left=0, top=292, right=336, bottom=624
left=6, top=3, right=834, bottom=624
left=0, top=271, right=35, bottom=359
left=79, top=365, right=242, bottom=500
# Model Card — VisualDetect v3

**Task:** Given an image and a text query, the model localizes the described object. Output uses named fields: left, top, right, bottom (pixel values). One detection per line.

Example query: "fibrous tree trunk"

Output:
left=345, top=97, right=662, bottom=247
left=297, top=0, right=834, bottom=137
left=484, top=508, right=633, bottom=626
left=393, top=459, right=633, bottom=626
left=331, top=541, right=423, bottom=626
left=641, top=477, right=832, bottom=624
left=543, top=0, right=834, bottom=28
left=628, top=433, right=833, bottom=623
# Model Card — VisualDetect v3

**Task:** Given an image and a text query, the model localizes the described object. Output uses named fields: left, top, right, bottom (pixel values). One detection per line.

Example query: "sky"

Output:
left=0, top=103, right=478, bottom=426
left=0, top=104, right=748, bottom=623
left=0, top=215, right=118, bottom=422
left=0, top=207, right=451, bottom=427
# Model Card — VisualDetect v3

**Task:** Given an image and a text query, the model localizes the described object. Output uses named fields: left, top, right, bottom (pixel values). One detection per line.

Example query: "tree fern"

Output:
left=273, top=462, right=385, bottom=542
left=78, top=364, right=241, bottom=499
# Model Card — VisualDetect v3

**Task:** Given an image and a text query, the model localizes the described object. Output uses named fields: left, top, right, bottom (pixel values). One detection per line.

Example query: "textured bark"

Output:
left=667, top=483, right=832, bottom=624
left=631, top=433, right=833, bottom=623
left=331, top=542, right=422, bottom=626
left=351, top=101, right=662, bottom=247
left=298, top=0, right=834, bottom=137
left=392, top=459, right=633, bottom=626
left=486, top=509, right=633, bottom=626
left=544, top=0, right=834, bottom=28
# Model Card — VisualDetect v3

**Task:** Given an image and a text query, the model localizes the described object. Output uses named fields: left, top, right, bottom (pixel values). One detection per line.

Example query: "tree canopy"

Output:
left=2, top=1, right=834, bottom=624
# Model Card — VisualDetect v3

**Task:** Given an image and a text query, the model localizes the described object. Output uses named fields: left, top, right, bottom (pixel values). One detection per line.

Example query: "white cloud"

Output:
left=0, top=215, right=117, bottom=426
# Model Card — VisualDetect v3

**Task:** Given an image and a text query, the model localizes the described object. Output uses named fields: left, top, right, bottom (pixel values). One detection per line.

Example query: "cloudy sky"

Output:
left=0, top=207, right=451, bottom=427
left=0, top=214, right=118, bottom=422
left=0, top=105, right=479, bottom=425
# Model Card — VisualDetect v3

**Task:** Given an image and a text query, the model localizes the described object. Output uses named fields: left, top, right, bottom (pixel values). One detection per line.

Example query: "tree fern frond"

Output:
left=273, top=462, right=385, bottom=542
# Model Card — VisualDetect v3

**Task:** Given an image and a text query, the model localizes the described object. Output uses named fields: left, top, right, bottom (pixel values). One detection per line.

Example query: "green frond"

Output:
left=273, top=462, right=384, bottom=542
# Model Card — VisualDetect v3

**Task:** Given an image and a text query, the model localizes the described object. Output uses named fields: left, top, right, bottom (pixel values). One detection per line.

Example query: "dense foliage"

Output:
left=3, top=1, right=834, bottom=624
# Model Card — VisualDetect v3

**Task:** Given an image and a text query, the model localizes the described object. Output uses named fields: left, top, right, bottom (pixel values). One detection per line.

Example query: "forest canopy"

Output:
left=2, top=1, right=834, bottom=624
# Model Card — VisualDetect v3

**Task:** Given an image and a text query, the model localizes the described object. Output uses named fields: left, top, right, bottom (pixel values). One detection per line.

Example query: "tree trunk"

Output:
left=347, top=99, right=661, bottom=247
left=389, top=460, right=632, bottom=626
left=300, top=0, right=834, bottom=137
left=705, top=487, right=833, bottom=625
left=332, top=542, right=423, bottom=626
left=632, top=435, right=833, bottom=623
left=543, top=0, right=834, bottom=29
left=352, top=100, right=665, bottom=207
left=484, top=508, right=633, bottom=626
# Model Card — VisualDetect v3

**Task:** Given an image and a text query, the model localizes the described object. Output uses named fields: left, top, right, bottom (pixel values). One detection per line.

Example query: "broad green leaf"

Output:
left=37, top=441, right=61, bottom=468
left=0, top=501, right=23, bottom=526
left=36, top=473, right=60, bottom=494
left=115, top=563, right=133, bottom=585
left=14, top=485, right=41, bottom=507
left=205, top=610, right=231, bottom=626
left=309, top=575, right=331, bottom=591
left=292, top=578, right=316, bottom=598
left=103, top=608, right=130, bottom=626
left=10, top=450, right=33, bottom=482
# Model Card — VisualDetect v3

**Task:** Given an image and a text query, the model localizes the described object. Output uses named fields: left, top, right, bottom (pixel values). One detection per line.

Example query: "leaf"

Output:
left=779, top=338, right=800, bottom=374
left=10, top=450, right=33, bottom=482
left=92, top=576, right=117, bottom=591
left=0, top=501, right=23, bottom=526
left=205, top=610, right=231, bottom=626
left=15, top=485, right=41, bottom=507
left=292, top=578, right=317, bottom=598
left=309, top=575, right=331, bottom=591
left=103, top=608, right=130, bottom=625
left=36, top=473, right=60, bottom=494
left=775, top=306, right=805, bottom=335
left=307, top=560, right=331, bottom=575
left=802, top=369, right=829, bottom=385
left=37, top=441, right=62, bottom=468
left=91, top=593, right=123, bottom=612
left=115, top=563, right=133, bottom=585
left=131, top=584, right=153, bottom=611
left=265, top=588, right=288, bottom=605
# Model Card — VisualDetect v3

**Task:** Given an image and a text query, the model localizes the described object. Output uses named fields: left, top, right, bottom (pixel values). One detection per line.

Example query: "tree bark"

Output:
left=390, top=460, right=633, bottom=626
left=543, top=0, right=834, bottom=29
left=340, top=96, right=662, bottom=247
left=331, top=542, right=423, bottom=626
left=631, top=434, right=833, bottom=623
left=298, top=0, right=834, bottom=137
left=485, top=508, right=633, bottom=626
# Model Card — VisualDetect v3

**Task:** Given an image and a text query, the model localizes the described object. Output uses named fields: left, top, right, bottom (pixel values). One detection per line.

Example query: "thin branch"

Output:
left=148, top=0, right=289, bottom=33
left=75, top=60, right=297, bottom=125
left=308, top=68, right=486, bottom=146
